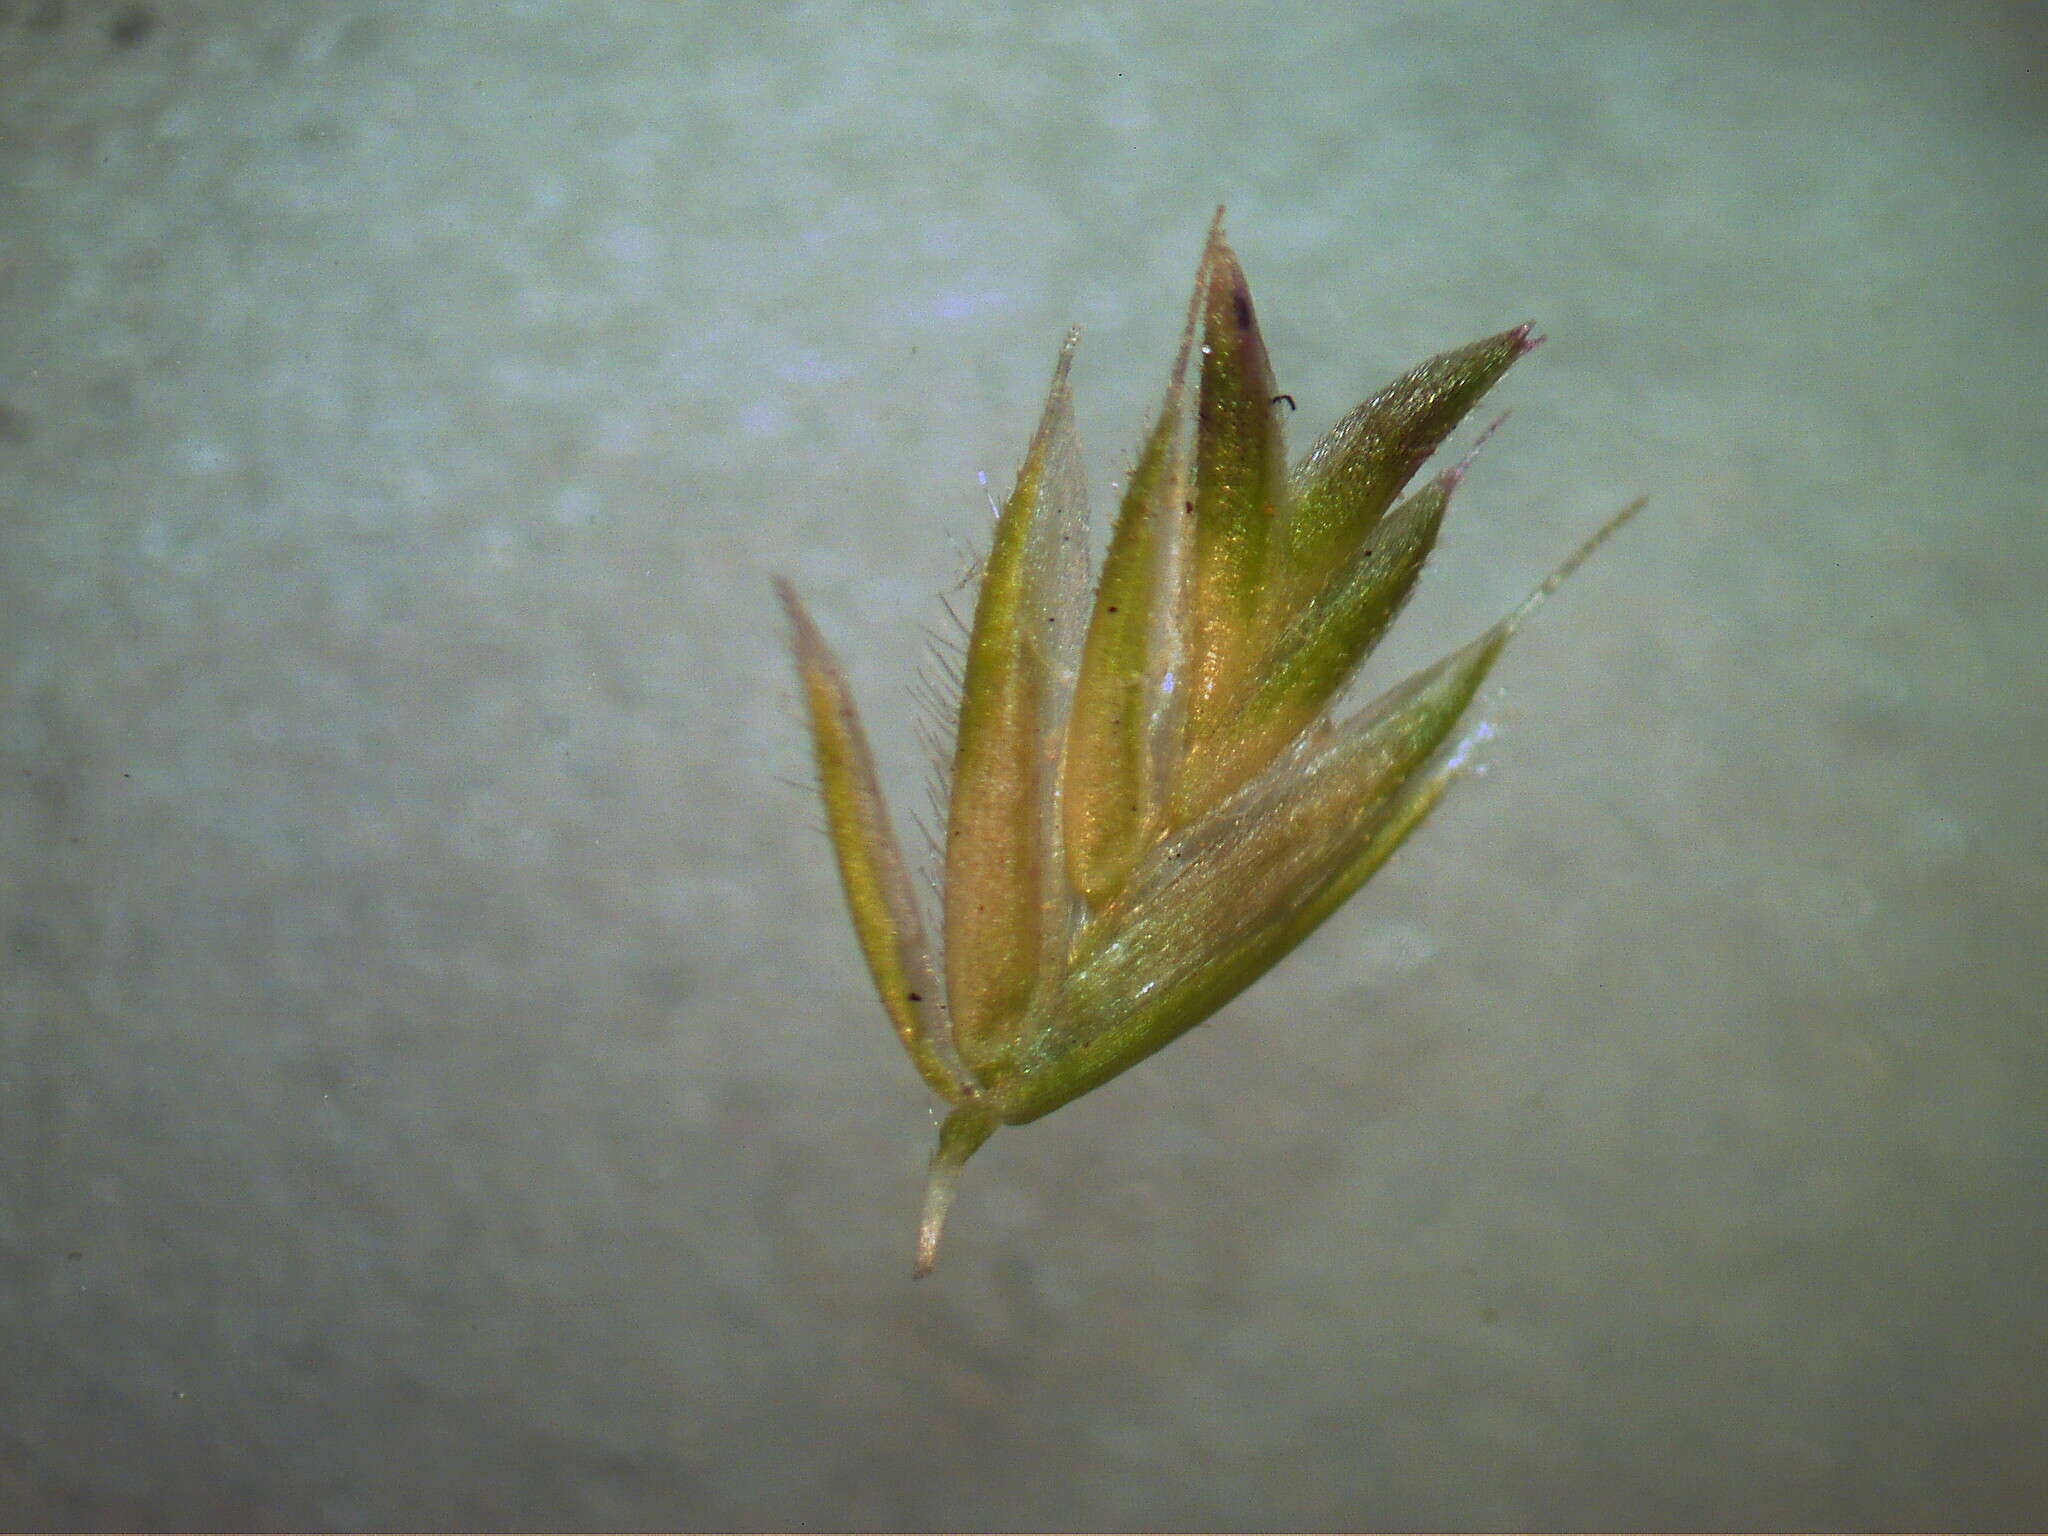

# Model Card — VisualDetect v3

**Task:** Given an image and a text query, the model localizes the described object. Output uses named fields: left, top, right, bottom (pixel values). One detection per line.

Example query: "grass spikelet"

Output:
left=778, top=212, right=1644, bottom=1274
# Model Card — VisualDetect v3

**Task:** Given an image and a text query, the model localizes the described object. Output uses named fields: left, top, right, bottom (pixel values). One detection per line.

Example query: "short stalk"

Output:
left=914, top=1105, right=999, bottom=1277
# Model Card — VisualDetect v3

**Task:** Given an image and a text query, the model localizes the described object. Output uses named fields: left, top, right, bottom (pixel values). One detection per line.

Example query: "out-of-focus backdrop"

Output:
left=4, top=2, right=2043, bottom=1528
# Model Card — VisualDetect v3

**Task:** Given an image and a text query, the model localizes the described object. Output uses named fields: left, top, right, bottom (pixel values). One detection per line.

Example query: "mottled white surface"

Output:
left=3, top=1, right=2043, bottom=1528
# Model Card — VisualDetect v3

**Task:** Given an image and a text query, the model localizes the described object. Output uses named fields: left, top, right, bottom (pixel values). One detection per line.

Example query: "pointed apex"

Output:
left=1205, top=236, right=1258, bottom=337
left=1505, top=495, right=1649, bottom=634
left=1200, top=207, right=1243, bottom=295
left=1165, top=228, right=1212, bottom=402
left=1048, top=324, right=1081, bottom=388
left=1443, top=409, right=1511, bottom=492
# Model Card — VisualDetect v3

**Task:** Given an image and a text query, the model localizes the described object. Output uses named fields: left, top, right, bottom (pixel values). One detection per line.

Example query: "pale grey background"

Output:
left=3, top=1, right=2043, bottom=1529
